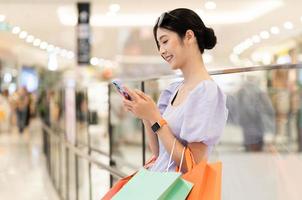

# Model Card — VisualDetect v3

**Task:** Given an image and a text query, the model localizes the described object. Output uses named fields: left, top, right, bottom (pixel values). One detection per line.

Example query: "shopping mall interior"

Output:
left=1, top=0, right=302, bottom=200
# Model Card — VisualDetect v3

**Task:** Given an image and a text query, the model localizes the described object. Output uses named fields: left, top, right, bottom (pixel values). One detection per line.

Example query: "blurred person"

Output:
left=122, top=8, right=228, bottom=172
left=271, top=69, right=290, bottom=140
left=15, top=87, right=30, bottom=134
left=0, top=89, right=11, bottom=132
left=9, top=90, right=19, bottom=131
left=236, top=76, right=275, bottom=151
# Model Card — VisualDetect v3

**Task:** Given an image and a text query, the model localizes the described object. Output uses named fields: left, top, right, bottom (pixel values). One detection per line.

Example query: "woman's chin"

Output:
left=169, top=63, right=179, bottom=70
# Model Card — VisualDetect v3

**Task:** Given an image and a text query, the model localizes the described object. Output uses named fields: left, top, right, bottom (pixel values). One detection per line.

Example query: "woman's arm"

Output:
left=149, top=117, right=208, bottom=172
left=143, top=119, right=159, bottom=157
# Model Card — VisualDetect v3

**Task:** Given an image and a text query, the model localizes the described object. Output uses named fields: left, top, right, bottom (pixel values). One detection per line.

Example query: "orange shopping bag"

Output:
left=101, top=156, right=156, bottom=200
left=101, top=174, right=134, bottom=200
left=182, top=148, right=222, bottom=200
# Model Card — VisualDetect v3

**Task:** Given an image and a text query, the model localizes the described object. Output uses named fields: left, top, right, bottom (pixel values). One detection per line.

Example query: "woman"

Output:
left=123, top=8, right=228, bottom=173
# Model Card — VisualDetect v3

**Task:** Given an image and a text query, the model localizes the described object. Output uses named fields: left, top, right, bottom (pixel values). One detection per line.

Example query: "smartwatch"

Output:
left=151, top=118, right=167, bottom=133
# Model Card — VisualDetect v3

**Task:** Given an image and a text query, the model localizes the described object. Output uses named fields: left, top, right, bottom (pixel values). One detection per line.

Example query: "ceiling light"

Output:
left=90, top=57, right=99, bottom=66
left=243, top=39, right=253, bottom=48
left=259, top=31, right=270, bottom=39
left=251, top=35, right=261, bottom=43
left=233, top=45, right=244, bottom=55
left=205, top=1, right=216, bottom=10
left=12, top=26, right=21, bottom=34
left=270, top=26, right=280, bottom=34
left=0, top=15, right=6, bottom=22
left=47, top=45, right=55, bottom=52
left=40, top=41, right=48, bottom=50
left=109, top=4, right=120, bottom=13
left=19, top=31, right=28, bottom=39
left=26, top=35, right=34, bottom=43
left=284, top=21, right=293, bottom=29
left=33, top=38, right=41, bottom=46
left=3, top=73, right=12, bottom=83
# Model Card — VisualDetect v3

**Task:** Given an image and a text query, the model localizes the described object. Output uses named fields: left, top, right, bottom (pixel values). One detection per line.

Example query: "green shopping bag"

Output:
left=112, top=168, right=192, bottom=200
left=112, top=139, right=193, bottom=200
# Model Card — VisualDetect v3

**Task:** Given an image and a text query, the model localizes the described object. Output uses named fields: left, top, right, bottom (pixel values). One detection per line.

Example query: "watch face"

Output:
left=151, top=122, right=160, bottom=132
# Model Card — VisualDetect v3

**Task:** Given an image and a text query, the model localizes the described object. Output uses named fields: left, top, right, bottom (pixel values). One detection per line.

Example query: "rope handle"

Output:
left=166, top=138, right=186, bottom=172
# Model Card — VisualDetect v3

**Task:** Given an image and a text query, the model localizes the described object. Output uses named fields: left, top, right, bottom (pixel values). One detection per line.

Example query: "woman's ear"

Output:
left=184, top=30, right=196, bottom=44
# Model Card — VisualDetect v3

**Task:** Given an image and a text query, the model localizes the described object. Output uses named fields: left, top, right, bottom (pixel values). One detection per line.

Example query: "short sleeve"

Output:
left=180, top=82, right=228, bottom=146
left=157, top=81, right=182, bottom=115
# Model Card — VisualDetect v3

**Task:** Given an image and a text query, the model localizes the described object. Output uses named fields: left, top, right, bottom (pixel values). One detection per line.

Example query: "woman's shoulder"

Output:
left=165, top=80, right=183, bottom=93
left=186, top=80, right=227, bottom=109
left=190, top=80, right=220, bottom=98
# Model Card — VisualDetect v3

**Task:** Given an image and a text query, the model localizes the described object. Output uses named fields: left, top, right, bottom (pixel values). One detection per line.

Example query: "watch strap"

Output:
left=151, top=118, right=167, bottom=133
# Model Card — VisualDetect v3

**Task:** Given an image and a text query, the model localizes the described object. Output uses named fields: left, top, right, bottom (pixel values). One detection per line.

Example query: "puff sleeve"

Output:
left=180, top=82, right=228, bottom=146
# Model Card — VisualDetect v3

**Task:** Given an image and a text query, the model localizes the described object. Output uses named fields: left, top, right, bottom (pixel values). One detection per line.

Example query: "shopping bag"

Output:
left=182, top=148, right=222, bottom=200
left=200, top=162, right=222, bottom=200
left=112, top=139, right=193, bottom=200
left=101, top=174, right=134, bottom=200
left=101, top=156, right=156, bottom=200
left=112, top=168, right=193, bottom=200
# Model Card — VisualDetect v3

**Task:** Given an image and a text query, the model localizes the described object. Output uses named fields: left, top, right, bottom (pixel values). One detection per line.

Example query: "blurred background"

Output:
left=1, top=0, right=302, bottom=200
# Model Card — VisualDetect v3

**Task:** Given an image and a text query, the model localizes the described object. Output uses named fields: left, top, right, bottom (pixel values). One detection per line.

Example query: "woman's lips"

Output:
left=166, top=55, right=173, bottom=63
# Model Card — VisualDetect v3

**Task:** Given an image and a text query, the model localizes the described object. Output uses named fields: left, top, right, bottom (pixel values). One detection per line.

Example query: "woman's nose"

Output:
left=159, top=46, right=167, bottom=56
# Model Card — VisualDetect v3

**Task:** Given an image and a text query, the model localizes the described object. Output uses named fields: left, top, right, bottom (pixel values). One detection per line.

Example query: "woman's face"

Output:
left=156, top=28, right=186, bottom=70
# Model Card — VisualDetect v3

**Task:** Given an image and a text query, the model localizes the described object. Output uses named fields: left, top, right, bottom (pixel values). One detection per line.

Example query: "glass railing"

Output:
left=42, top=63, right=302, bottom=200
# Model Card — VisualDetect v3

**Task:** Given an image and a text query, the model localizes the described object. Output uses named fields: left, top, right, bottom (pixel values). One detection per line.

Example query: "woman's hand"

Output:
left=122, top=87, right=161, bottom=122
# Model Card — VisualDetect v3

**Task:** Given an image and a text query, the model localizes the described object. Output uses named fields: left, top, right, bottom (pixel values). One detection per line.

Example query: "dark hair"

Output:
left=153, top=8, right=217, bottom=54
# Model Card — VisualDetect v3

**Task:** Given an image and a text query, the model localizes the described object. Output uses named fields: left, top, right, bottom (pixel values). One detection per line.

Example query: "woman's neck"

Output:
left=181, top=55, right=212, bottom=88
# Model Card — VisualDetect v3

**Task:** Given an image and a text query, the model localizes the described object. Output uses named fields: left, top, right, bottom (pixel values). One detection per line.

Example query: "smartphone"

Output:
left=112, top=79, right=132, bottom=101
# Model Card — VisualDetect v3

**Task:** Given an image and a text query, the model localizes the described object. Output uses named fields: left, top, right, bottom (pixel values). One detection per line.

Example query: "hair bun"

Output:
left=203, top=28, right=217, bottom=50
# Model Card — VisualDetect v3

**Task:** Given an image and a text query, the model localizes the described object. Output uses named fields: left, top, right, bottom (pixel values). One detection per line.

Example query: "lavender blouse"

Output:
left=149, top=80, right=228, bottom=172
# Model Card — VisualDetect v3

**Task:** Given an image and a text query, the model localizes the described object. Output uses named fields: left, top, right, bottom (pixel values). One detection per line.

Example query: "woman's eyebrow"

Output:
left=158, top=35, right=168, bottom=41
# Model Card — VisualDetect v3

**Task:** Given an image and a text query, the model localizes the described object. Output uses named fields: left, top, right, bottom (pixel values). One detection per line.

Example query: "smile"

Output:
left=165, top=55, right=173, bottom=62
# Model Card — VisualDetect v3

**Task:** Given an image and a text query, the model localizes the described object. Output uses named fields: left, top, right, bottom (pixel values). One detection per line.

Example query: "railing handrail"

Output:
left=53, top=125, right=140, bottom=170
left=115, top=63, right=302, bottom=82
left=42, top=124, right=127, bottom=179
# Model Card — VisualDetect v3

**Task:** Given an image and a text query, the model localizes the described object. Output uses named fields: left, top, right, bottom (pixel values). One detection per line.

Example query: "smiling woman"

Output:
left=121, top=8, right=228, bottom=173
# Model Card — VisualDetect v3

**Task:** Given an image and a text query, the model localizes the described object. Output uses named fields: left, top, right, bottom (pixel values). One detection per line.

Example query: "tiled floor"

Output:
left=0, top=122, right=59, bottom=200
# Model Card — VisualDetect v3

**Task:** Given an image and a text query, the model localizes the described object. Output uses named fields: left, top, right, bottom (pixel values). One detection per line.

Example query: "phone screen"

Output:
left=112, top=80, right=132, bottom=101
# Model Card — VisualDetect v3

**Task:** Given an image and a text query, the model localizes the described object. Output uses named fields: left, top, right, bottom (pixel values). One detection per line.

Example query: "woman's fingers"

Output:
left=124, top=87, right=139, bottom=101
left=123, top=101, right=133, bottom=112
left=134, top=89, right=148, bottom=100
left=123, top=98, right=132, bottom=107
